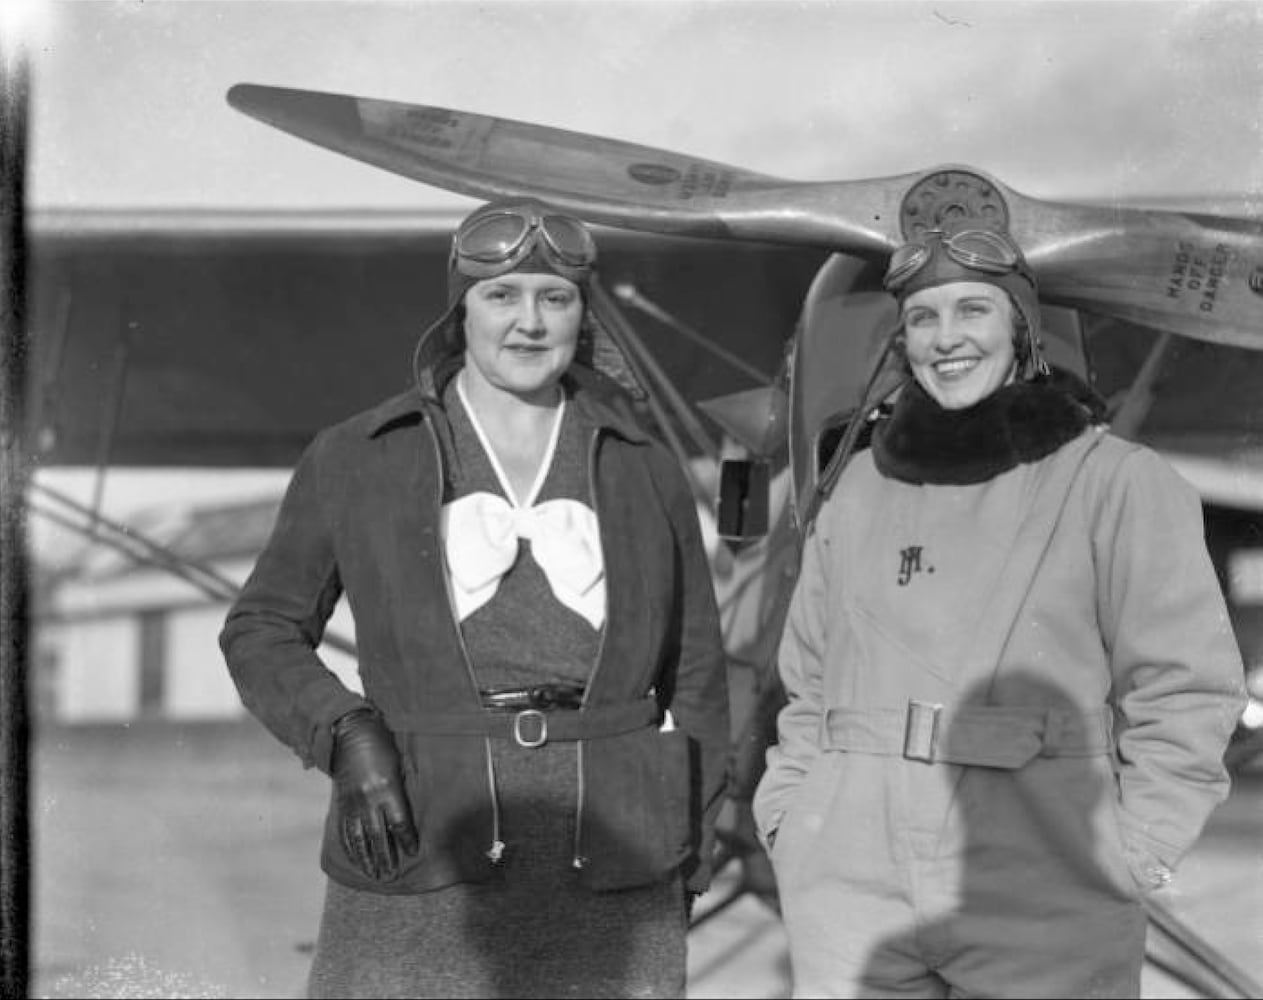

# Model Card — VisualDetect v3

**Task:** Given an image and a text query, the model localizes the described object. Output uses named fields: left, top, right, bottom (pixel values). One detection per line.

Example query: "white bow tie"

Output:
left=441, top=491, right=606, bottom=628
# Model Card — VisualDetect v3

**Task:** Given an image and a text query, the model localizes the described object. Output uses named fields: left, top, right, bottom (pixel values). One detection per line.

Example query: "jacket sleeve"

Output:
left=219, top=435, right=370, bottom=774
left=646, top=445, right=732, bottom=893
left=751, top=505, right=833, bottom=849
left=1094, top=447, right=1247, bottom=885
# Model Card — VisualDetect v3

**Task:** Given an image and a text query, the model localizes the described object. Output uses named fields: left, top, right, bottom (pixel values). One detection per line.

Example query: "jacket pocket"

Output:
left=318, top=732, right=496, bottom=895
left=1106, top=795, right=1161, bottom=899
left=318, top=783, right=424, bottom=893
left=763, top=752, right=837, bottom=889
left=578, top=726, right=693, bottom=891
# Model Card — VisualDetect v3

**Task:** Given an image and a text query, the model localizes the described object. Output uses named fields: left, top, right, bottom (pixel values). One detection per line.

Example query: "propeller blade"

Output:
left=1001, top=189, right=1263, bottom=351
left=227, top=84, right=1263, bottom=350
left=225, top=83, right=898, bottom=253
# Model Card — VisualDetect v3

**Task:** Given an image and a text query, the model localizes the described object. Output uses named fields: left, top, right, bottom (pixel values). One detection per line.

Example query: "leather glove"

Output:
left=331, top=708, right=419, bottom=880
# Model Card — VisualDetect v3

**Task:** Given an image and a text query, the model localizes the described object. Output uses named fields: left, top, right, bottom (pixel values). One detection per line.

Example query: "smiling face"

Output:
left=462, top=272, right=584, bottom=404
left=901, top=281, right=1019, bottom=409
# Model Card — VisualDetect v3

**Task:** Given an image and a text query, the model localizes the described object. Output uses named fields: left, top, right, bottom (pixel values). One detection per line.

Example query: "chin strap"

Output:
left=1026, top=326, right=1051, bottom=380
left=797, top=328, right=908, bottom=537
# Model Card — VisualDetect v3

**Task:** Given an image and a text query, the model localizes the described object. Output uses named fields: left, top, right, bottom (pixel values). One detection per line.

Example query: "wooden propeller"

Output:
left=228, top=83, right=1263, bottom=351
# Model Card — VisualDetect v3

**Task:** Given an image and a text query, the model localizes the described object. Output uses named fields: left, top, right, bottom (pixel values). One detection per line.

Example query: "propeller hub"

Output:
left=899, top=169, right=1011, bottom=239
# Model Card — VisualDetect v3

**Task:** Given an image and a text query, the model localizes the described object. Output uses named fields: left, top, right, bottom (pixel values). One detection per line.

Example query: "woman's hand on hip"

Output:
left=331, top=708, right=420, bottom=880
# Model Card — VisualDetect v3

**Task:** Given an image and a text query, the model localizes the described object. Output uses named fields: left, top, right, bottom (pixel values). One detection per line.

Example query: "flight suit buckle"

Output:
left=903, top=700, right=943, bottom=762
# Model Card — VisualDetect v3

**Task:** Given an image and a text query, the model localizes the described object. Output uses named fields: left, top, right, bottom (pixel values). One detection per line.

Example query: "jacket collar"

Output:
left=365, top=361, right=652, bottom=445
left=872, top=371, right=1106, bottom=485
left=363, top=388, right=432, bottom=438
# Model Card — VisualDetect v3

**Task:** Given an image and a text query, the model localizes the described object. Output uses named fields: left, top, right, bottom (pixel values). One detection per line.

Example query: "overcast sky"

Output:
left=26, top=0, right=1263, bottom=214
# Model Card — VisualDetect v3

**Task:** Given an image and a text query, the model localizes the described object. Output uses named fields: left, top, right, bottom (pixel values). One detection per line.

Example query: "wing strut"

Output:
left=588, top=281, right=719, bottom=461
left=87, top=321, right=135, bottom=543
left=1145, top=896, right=1263, bottom=999
left=1107, top=332, right=1175, bottom=440
left=27, top=483, right=357, bottom=657
left=611, top=283, right=775, bottom=387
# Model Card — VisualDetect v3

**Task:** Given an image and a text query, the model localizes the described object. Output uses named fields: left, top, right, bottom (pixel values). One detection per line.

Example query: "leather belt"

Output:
left=821, top=699, right=1114, bottom=769
left=390, top=698, right=659, bottom=749
left=479, top=683, right=586, bottom=712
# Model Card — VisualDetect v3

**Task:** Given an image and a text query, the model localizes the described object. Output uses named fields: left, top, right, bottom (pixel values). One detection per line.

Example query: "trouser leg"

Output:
left=934, top=897, right=1147, bottom=999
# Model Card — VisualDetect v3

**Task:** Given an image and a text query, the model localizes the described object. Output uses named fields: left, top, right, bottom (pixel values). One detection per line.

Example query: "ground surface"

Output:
left=28, top=719, right=1263, bottom=999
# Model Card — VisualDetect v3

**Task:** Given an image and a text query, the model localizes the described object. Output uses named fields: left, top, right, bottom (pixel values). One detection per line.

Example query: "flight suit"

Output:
left=754, top=428, right=1246, bottom=998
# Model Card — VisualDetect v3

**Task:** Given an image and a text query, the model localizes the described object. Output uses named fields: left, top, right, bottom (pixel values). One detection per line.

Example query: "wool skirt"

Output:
left=306, top=737, right=688, bottom=999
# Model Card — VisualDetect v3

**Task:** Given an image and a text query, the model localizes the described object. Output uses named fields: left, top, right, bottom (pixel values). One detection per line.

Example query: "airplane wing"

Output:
left=27, top=209, right=1263, bottom=512
left=25, top=209, right=824, bottom=468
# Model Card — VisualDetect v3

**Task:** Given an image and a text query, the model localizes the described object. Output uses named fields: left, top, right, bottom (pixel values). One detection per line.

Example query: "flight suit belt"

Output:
left=390, top=698, right=660, bottom=749
left=821, top=700, right=1114, bottom=769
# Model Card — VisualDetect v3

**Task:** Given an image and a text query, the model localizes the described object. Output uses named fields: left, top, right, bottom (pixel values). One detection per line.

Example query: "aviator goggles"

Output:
left=452, top=206, right=597, bottom=282
left=883, top=228, right=1026, bottom=293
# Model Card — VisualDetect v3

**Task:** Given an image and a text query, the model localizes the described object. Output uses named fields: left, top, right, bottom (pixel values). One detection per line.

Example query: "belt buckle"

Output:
left=529, top=686, right=558, bottom=710
left=903, top=700, right=942, bottom=763
left=514, top=709, right=548, bottom=748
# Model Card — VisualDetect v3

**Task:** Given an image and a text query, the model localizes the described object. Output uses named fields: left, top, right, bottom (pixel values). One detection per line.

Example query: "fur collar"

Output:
left=872, top=372, right=1106, bottom=485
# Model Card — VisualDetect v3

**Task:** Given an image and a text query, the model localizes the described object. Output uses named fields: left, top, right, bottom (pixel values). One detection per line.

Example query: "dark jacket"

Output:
left=220, top=365, right=730, bottom=895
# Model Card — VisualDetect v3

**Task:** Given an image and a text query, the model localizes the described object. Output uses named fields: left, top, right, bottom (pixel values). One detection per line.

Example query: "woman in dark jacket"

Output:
left=220, top=198, right=730, bottom=999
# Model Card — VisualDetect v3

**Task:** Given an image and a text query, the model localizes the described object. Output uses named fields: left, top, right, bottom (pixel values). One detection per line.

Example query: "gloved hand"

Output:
left=331, top=708, right=419, bottom=880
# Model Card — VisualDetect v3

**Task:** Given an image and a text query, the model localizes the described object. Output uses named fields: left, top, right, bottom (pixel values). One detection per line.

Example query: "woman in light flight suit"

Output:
left=753, top=228, right=1246, bottom=998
